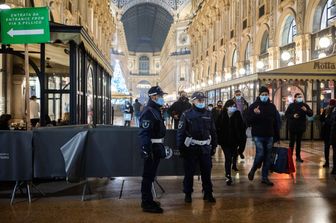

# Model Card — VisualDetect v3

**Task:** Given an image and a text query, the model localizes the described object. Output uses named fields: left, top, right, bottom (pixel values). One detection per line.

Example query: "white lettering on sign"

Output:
left=0, top=153, right=9, bottom=160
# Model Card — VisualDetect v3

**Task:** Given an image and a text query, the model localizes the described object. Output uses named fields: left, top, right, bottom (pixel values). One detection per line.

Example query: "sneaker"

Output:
left=203, top=193, right=216, bottom=203
left=141, top=201, right=163, bottom=213
left=248, top=170, right=255, bottom=181
left=296, top=158, right=304, bottom=163
left=331, top=169, right=336, bottom=175
left=184, top=193, right=192, bottom=203
left=323, top=163, right=329, bottom=168
left=261, top=178, right=274, bottom=186
left=226, top=175, right=233, bottom=186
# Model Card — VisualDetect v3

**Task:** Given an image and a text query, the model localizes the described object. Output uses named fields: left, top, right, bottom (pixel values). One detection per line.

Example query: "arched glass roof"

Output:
left=121, top=3, right=174, bottom=52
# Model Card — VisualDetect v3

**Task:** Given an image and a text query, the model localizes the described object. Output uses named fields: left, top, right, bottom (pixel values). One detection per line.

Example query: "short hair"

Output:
left=224, top=100, right=236, bottom=108
left=217, top=100, right=223, bottom=104
left=208, top=104, right=214, bottom=107
left=135, top=99, right=138, bottom=102
left=294, top=93, right=302, bottom=98
left=234, top=89, right=241, bottom=94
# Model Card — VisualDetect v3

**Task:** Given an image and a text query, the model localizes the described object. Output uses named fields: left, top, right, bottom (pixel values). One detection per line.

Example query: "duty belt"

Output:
left=184, top=136, right=211, bottom=147
left=151, top=138, right=164, bottom=143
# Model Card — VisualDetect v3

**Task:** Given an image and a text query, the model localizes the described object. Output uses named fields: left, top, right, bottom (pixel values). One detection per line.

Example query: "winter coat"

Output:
left=285, top=102, right=313, bottom=133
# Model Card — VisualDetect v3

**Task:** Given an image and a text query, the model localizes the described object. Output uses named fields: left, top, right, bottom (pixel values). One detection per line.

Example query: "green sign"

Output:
left=0, top=7, right=50, bottom=44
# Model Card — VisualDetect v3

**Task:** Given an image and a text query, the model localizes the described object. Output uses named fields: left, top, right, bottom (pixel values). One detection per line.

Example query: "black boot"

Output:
left=184, top=193, right=192, bottom=203
left=141, top=201, right=163, bottom=213
left=261, top=178, right=274, bottom=186
left=331, top=169, right=336, bottom=175
left=296, top=157, right=304, bottom=163
left=226, top=175, right=233, bottom=186
left=323, top=162, right=329, bottom=168
left=203, top=193, right=216, bottom=203
left=232, top=165, right=239, bottom=172
left=248, top=169, right=255, bottom=181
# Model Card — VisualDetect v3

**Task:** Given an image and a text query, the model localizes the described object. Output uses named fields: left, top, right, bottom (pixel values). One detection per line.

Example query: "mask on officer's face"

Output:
left=195, top=103, right=205, bottom=109
left=155, top=97, right=165, bottom=106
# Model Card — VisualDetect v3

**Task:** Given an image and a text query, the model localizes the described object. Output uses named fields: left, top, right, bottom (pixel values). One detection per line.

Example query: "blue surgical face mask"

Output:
left=260, top=95, right=269, bottom=102
left=228, top=106, right=237, bottom=113
left=195, top=103, right=205, bottom=109
left=235, top=96, right=242, bottom=100
left=155, top=97, right=165, bottom=106
left=296, top=98, right=303, bottom=103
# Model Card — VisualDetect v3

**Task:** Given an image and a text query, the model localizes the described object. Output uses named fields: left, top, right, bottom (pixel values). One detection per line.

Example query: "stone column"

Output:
left=267, top=46, right=280, bottom=70
left=12, top=74, right=25, bottom=121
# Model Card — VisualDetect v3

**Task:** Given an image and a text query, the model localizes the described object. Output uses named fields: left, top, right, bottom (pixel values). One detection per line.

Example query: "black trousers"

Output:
left=325, top=140, right=336, bottom=167
left=183, top=151, right=212, bottom=194
left=222, top=146, right=238, bottom=177
left=141, top=156, right=160, bottom=202
left=289, top=130, right=304, bottom=159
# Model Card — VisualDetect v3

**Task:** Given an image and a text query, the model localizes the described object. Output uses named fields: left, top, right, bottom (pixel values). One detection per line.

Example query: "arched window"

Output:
left=281, top=16, right=297, bottom=45
left=139, top=56, right=149, bottom=75
left=244, top=41, right=252, bottom=75
left=260, top=31, right=269, bottom=54
left=221, top=56, right=226, bottom=73
left=231, top=49, right=238, bottom=77
left=321, top=0, right=336, bottom=30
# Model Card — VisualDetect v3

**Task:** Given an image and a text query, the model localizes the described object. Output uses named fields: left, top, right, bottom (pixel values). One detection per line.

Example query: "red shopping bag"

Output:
left=287, top=149, right=296, bottom=173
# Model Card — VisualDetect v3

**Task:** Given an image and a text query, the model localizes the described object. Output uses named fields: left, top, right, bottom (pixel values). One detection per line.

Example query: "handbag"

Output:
left=270, top=146, right=295, bottom=174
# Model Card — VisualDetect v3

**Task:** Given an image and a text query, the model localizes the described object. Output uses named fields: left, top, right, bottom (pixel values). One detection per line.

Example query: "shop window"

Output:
left=231, top=49, right=238, bottom=78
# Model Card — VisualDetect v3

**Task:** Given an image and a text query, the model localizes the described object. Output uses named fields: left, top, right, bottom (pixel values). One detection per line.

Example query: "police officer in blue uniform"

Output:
left=139, top=86, right=168, bottom=213
left=177, top=91, right=218, bottom=203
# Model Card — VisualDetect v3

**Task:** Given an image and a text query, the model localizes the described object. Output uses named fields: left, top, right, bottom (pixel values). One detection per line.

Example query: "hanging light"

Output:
left=239, top=68, right=246, bottom=75
left=319, top=37, right=331, bottom=49
left=201, top=82, right=206, bottom=88
left=256, top=61, right=264, bottom=69
left=318, top=53, right=327, bottom=58
left=281, top=51, right=291, bottom=61
left=226, top=73, right=232, bottom=80
left=288, top=61, right=294, bottom=66
left=208, top=79, right=213, bottom=85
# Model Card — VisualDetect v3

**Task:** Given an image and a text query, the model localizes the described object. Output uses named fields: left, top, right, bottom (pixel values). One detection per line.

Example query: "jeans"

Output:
left=289, top=130, right=304, bottom=159
left=251, top=137, right=273, bottom=179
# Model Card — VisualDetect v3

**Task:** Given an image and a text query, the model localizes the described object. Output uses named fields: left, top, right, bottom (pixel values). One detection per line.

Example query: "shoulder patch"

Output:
left=178, top=121, right=184, bottom=129
left=141, top=120, right=151, bottom=129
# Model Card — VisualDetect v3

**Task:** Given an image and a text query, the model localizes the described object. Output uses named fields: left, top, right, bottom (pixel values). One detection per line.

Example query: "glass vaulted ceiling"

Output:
left=121, top=3, right=174, bottom=52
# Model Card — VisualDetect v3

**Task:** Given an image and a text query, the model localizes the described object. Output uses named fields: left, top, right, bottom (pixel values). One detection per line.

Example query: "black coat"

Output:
left=285, top=102, right=313, bottom=132
left=167, top=98, right=191, bottom=119
left=329, top=108, right=336, bottom=145
left=320, top=106, right=334, bottom=140
left=216, top=110, right=245, bottom=148
left=246, top=97, right=280, bottom=139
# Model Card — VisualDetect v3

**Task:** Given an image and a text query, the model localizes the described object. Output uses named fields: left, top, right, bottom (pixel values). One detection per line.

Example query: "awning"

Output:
left=50, top=23, right=113, bottom=75
left=258, top=54, right=336, bottom=81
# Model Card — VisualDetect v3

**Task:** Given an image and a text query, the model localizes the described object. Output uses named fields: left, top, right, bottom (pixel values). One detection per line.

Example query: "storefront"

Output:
left=205, top=54, right=336, bottom=139
left=0, top=22, right=113, bottom=126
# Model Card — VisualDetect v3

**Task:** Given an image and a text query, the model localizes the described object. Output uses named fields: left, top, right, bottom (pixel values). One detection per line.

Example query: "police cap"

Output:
left=191, top=91, right=207, bottom=100
left=148, top=86, right=167, bottom=96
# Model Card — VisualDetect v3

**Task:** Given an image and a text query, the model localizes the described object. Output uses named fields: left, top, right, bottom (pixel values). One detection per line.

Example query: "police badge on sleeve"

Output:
left=141, top=120, right=150, bottom=129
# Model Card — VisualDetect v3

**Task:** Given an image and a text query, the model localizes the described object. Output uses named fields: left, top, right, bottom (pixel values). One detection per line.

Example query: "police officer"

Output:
left=177, top=91, right=217, bottom=203
left=139, top=86, right=168, bottom=213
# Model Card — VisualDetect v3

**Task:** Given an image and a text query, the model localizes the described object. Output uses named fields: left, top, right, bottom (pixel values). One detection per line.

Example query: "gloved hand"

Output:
left=211, top=147, right=216, bottom=156
left=178, top=146, right=187, bottom=158
left=141, top=146, right=152, bottom=160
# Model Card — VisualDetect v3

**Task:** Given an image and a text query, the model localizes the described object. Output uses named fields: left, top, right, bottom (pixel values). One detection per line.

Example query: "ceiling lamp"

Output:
left=281, top=51, right=291, bottom=61
left=319, top=37, right=331, bottom=49
left=239, top=68, right=246, bottom=75
left=318, top=53, right=327, bottom=58
left=256, top=61, right=264, bottom=69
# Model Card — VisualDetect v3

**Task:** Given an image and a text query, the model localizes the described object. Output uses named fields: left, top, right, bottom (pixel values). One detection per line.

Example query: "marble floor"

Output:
left=1, top=140, right=335, bottom=223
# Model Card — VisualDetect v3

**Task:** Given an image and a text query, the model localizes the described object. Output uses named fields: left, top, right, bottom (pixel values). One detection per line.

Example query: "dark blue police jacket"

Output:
left=177, top=106, right=217, bottom=153
left=139, top=99, right=166, bottom=156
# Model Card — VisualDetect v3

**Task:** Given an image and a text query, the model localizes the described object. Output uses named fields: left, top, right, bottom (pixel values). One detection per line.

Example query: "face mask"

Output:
left=235, top=96, right=242, bottom=100
left=296, top=98, right=303, bottom=103
left=228, top=107, right=237, bottom=113
left=208, top=107, right=213, bottom=111
left=155, top=97, right=165, bottom=106
left=260, top=95, right=269, bottom=102
left=195, top=103, right=205, bottom=109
